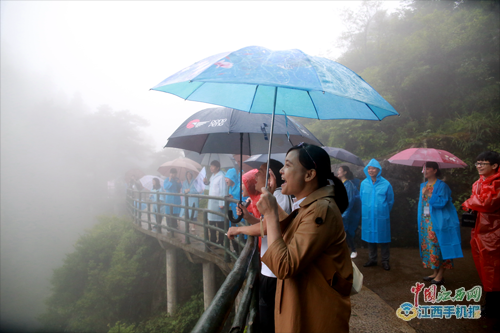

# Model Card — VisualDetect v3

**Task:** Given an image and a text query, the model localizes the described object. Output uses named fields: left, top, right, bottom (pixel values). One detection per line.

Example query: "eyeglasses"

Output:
left=297, top=142, right=317, bottom=169
left=475, top=162, right=491, bottom=167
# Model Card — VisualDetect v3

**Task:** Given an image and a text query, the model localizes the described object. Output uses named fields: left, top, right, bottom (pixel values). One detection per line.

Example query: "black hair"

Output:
left=268, top=159, right=285, bottom=188
left=425, top=161, right=442, bottom=178
left=170, top=168, right=178, bottom=174
left=153, top=178, right=161, bottom=189
left=287, top=143, right=348, bottom=213
left=476, top=151, right=500, bottom=171
left=210, top=160, right=221, bottom=169
left=339, top=165, right=354, bottom=180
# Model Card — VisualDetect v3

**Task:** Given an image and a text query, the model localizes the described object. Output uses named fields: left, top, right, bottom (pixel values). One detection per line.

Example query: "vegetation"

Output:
left=304, top=0, right=499, bottom=201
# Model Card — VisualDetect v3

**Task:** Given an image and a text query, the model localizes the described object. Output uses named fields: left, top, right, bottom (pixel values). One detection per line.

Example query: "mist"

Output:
left=0, top=48, right=177, bottom=331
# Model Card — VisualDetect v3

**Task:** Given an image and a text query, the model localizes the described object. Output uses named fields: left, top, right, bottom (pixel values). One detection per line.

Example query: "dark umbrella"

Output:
left=165, top=107, right=322, bottom=222
left=322, top=147, right=365, bottom=167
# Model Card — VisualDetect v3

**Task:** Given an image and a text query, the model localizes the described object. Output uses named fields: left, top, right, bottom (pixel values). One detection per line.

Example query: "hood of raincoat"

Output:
left=242, top=169, right=261, bottom=217
left=225, top=168, right=238, bottom=186
left=364, top=159, right=382, bottom=179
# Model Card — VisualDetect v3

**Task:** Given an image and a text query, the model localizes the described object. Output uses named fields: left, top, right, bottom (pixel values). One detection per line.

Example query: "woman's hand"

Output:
left=184, top=189, right=190, bottom=194
left=257, top=187, right=278, bottom=219
left=236, top=202, right=251, bottom=220
left=226, top=227, right=239, bottom=240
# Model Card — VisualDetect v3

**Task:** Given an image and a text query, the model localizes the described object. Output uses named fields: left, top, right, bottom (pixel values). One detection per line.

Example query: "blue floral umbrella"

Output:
left=151, top=46, right=398, bottom=184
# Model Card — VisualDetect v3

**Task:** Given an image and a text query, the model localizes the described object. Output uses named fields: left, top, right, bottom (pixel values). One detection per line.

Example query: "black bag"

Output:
left=461, top=210, right=477, bottom=228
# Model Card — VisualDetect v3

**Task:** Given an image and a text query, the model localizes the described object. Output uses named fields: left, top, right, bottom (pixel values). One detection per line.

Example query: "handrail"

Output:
left=126, top=188, right=259, bottom=331
left=126, top=188, right=247, bottom=261
left=191, top=236, right=258, bottom=333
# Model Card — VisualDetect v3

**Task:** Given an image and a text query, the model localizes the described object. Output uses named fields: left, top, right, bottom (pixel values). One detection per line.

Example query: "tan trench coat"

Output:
left=262, top=186, right=353, bottom=333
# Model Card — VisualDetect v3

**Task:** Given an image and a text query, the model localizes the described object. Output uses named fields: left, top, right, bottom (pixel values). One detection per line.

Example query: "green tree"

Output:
left=38, top=216, right=165, bottom=332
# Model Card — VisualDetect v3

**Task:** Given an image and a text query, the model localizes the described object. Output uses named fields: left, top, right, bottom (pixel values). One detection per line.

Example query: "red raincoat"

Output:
left=462, top=170, right=500, bottom=292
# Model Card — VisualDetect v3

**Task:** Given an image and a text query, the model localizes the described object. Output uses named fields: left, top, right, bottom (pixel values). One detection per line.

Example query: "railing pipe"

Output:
left=230, top=247, right=260, bottom=332
left=191, top=236, right=257, bottom=333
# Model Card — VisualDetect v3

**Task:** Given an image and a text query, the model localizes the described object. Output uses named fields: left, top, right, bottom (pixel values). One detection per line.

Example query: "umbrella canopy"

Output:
left=200, top=153, right=237, bottom=169
left=244, top=153, right=286, bottom=169
left=322, top=147, right=364, bottom=167
left=151, top=46, right=398, bottom=121
left=157, top=157, right=202, bottom=179
left=388, top=148, right=467, bottom=169
left=165, top=107, right=322, bottom=155
left=139, top=175, right=164, bottom=191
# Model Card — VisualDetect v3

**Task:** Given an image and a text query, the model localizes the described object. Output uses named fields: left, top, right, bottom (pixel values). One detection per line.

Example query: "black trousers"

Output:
left=485, top=291, right=500, bottom=315
left=167, top=214, right=178, bottom=229
left=259, top=274, right=276, bottom=333
left=368, top=242, right=390, bottom=263
left=209, top=221, right=224, bottom=245
left=346, top=234, right=356, bottom=252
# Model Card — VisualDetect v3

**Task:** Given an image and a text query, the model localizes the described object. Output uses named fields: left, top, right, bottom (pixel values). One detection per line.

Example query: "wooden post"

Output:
left=202, top=262, right=216, bottom=310
left=166, top=247, right=177, bottom=314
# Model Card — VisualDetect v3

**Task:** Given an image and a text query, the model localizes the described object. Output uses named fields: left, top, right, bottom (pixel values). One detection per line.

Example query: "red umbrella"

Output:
left=388, top=148, right=467, bottom=169
left=157, top=157, right=202, bottom=179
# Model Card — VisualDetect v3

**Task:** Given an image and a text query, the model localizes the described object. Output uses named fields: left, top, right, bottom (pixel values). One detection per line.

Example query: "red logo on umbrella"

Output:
left=187, top=119, right=200, bottom=129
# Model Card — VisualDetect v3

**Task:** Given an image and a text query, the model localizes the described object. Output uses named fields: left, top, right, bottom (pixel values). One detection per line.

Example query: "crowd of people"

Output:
left=127, top=147, right=499, bottom=332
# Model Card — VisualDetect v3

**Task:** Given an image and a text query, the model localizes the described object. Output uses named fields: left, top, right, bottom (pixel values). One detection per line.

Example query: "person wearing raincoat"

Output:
left=337, top=165, right=361, bottom=259
left=225, top=168, right=241, bottom=218
left=418, top=162, right=463, bottom=285
left=149, top=177, right=165, bottom=231
left=203, top=160, right=227, bottom=245
left=462, top=151, right=500, bottom=319
left=180, top=171, right=199, bottom=221
left=360, top=159, right=394, bottom=271
left=163, top=168, right=182, bottom=229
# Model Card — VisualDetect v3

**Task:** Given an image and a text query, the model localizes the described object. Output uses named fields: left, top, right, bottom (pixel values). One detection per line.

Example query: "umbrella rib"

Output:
left=247, top=85, right=259, bottom=113
left=184, top=82, right=205, bottom=101
left=307, top=91, right=321, bottom=120
left=366, top=104, right=381, bottom=121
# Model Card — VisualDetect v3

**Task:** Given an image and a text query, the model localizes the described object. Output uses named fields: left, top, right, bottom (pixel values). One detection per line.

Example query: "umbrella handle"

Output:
left=228, top=209, right=244, bottom=223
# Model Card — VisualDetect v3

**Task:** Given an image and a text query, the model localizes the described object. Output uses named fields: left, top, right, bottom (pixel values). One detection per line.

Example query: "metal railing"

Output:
left=126, top=188, right=259, bottom=332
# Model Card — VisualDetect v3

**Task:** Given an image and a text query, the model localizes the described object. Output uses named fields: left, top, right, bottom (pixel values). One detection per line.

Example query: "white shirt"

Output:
left=260, top=188, right=293, bottom=278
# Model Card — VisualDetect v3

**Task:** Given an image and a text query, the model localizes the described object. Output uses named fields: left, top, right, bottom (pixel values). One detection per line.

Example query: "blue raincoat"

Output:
left=180, top=176, right=199, bottom=219
left=360, top=159, right=394, bottom=243
left=225, top=168, right=240, bottom=215
left=163, top=177, right=181, bottom=215
left=342, top=179, right=361, bottom=237
left=418, top=179, right=463, bottom=260
left=149, top=187, right=165, bottom=214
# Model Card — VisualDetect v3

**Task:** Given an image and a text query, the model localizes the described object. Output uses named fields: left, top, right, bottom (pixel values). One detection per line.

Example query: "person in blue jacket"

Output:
left=149, top=177, right=165, bottom=232
left=361, top=159, right=394, bottom=270
left=337, top=165, right=361, bottom=259
left=418, top=162, right=463, bottom=285
left=164, top=168, right=182, bottom=229
left=180, top=171, right=199, bottom=221
left=225, top=168, right=241, bottom=217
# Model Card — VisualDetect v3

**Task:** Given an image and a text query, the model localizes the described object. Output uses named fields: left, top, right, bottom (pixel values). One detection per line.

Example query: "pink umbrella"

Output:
left=157, top=157, right=202, bottom=179
left=388, top=148, right=467, bottom=169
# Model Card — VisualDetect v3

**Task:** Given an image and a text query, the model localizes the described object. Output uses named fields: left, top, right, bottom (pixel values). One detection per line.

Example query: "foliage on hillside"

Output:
left=38, top=216, right=166, bottom=332
left=304, top=0, right=499, bottom=195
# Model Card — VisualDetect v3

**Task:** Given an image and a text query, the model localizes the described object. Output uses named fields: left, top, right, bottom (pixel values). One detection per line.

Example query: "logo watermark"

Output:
left=396, top=283, right=482, bottom=321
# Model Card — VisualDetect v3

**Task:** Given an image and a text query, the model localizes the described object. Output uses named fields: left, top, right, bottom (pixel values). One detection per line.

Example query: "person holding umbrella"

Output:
left=462, top=151, right=500, bottom=319
left=257, top=143, right=351, bottom=333
left=361, top=159, right=394, bottom=271
left=149, top=178, right=165, bottom=231
left=337, top=165, right=361, bottom=259
left=418, top=162, right=463, bottom=285
left=163, top=168, right=182, bottom=229
left=203, top=160, right=227, bottom=245
left=180, top=171, right=199, bottom=221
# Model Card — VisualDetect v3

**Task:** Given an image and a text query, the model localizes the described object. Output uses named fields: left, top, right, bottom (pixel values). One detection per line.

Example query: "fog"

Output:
left=0, top=2, right=404, bottom=331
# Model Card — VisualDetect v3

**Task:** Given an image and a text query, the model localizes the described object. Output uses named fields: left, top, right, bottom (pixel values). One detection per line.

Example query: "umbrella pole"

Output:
left=265, top=87, right=278, bottom=190
left=239, top=133, right=243, bottom=202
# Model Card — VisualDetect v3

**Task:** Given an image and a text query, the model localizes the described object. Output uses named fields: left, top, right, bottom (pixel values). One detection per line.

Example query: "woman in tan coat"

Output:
left=258, top=143, right=353, bottom=333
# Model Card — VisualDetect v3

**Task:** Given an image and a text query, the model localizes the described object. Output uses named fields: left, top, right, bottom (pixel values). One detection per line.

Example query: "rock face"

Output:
left=332, top=160, right=471, bottom=249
